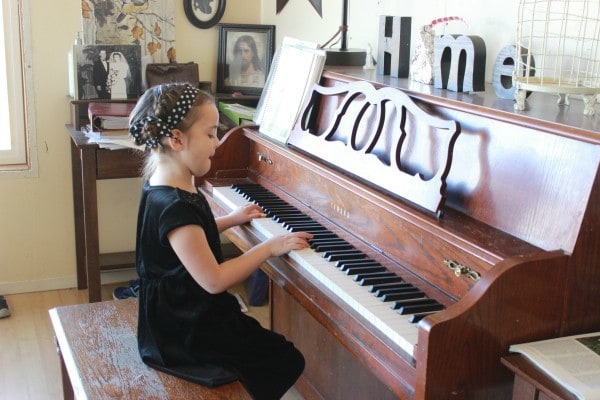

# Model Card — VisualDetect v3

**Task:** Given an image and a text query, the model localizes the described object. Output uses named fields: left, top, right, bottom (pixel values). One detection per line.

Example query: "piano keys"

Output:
left=214, top=183, right=446, bottom=357
left=201, top=69, right=599, bottom=399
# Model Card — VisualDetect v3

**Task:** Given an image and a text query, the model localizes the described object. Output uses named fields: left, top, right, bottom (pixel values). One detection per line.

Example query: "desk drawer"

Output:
left=96, top=148, right=145, bottom=179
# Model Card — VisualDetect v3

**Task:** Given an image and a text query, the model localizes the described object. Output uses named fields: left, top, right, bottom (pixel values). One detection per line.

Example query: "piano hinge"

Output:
left=444, top=259, right=481, bottom=281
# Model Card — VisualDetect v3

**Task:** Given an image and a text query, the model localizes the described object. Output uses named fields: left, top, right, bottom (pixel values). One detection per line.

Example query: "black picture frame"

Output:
left=184, top=0, right=226, bottom=29
left=216, top=24, right=275, bottom=96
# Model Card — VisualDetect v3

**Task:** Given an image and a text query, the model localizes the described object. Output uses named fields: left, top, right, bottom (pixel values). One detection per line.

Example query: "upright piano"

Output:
left=200, top=67, right=599, bottom=399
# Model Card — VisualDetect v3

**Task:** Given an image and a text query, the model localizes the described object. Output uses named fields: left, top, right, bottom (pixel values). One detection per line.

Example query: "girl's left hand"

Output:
left=229, top=203, right=265, bottom=225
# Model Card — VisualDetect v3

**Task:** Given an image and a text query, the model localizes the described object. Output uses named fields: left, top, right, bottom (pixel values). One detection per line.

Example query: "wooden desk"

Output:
left=502, top=354, right=579, bottom=400
left=49, top=299, right=251, bottom=399
left=68, top=126, right=144, bottom=302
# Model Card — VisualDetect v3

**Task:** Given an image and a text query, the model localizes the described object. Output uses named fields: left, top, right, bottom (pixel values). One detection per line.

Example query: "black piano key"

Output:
left=275, top=215, right=312, bottom=223
left=380, top=290, right=424, bottom=302
left=339, top=261, right=381, bottom=271
left=314, top=243, right=354, bottom=252
left=309, top=232, right=339, bottom=240
left=398, top=303, right=445, bottom=315
left=369, top=281, right=409, bottom=293
left=390, top=298, right=437, bottom=310
left=344, top=265, right=387, bottom=275
left=359, top=275, right=404, bottom=286
left=283, top=222, right=324, bottom=230
left=408, top=312, right=437, bottom=323
left=288, top=225, right=329, bottom=233
left=336, top=259, right=379, bottom=268
left=373, top=284, right=416, bottom=297
left=354, top=271, right=395, bottom=281
left=310, top=239, right=348, bottom=248
left=327, top=252, right=366, bottom=262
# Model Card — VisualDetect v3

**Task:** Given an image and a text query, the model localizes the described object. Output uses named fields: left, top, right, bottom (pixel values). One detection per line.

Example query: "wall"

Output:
left=0, top=0, right=261, bottom=294
left=0, top=0, right=519, bottom=294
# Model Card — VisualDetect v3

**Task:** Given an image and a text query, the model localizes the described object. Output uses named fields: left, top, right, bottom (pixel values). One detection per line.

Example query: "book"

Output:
left=218, top=102, right=256, bottom=126
left=254, top=37, right=326, bottom=143
left=88, top=101, right=135, bottom=132
left=509, top=332, right=600, bottom=399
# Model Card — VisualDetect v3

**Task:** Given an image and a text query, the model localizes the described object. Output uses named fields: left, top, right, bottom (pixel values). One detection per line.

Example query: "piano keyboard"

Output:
left=212, top=183, right=445, bottom=357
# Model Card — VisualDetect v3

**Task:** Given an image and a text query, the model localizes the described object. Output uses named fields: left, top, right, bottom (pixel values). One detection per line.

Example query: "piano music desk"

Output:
left=68, top=126, right=144, bottom=303
left=49, top=299, right=251, bottom=400
left=502, top=354, right=578, bottom=400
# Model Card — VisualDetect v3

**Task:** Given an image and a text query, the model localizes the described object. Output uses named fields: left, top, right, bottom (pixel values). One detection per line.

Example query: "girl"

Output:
left=129, top=83, right=311, bottom=399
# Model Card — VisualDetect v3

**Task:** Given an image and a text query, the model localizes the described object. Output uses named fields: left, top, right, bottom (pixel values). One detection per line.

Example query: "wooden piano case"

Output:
left=199, top=67, right=599, bottom=399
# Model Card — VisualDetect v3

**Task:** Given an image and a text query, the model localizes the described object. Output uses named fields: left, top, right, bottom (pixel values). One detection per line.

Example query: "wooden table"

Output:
left=501, top=354, right=579, bottom=400
left=68, top=126, right=144, bottom=302
left=49, top=299, right=251, bottom=399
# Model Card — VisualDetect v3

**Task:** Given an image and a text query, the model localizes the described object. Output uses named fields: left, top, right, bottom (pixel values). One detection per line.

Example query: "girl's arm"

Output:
left=168, top=224, right=312, bottom=294
left=215, top=203, right=265, bottom=232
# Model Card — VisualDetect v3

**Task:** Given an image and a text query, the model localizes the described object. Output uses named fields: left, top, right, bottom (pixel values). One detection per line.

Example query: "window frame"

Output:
left=0, top=0, right=37, bottom=175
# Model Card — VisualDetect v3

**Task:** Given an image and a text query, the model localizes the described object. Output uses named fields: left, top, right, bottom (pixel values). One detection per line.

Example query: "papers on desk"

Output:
left=510, top=332, right=600, bottom=399
left=82, top=125, right=143, bottom=151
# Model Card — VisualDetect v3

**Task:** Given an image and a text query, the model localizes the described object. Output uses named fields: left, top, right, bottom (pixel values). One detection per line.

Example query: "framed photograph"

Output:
left=217, top=24, right=275, bottom=96
left=72, top=44, right=142, bottom=100
left=184, top=0, right=226, bottom=29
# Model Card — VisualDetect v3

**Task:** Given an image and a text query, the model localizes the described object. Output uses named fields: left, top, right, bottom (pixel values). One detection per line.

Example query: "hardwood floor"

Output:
left=0, top=282, right=301, bottom=399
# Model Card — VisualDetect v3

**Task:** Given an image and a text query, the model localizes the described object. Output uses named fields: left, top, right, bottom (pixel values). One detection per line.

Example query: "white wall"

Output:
left=262, top=0, right=519, bottom=82
left=0, top=0, right=519, bottom=294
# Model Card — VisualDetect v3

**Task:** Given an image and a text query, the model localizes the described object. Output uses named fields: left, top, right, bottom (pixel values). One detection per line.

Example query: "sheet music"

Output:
left=510, top=332, right=600, bottom=399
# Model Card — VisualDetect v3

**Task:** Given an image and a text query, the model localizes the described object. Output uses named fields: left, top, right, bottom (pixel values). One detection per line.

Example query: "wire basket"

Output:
left=514, top=0, right=600, bottom=115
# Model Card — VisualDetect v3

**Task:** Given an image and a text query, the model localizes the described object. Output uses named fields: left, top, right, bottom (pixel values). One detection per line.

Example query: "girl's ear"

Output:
left=167, top=129, right=184, bottom=150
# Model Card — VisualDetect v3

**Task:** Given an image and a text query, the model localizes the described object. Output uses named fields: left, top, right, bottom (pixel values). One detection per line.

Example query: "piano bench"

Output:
left=49, top=299, right=252, bottom=400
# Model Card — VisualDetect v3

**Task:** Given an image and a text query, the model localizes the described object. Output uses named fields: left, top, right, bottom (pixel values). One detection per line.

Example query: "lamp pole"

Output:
left=340, top=0, right=348, bottom=51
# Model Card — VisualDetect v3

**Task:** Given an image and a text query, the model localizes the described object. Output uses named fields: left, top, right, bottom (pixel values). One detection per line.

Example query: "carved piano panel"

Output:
left=199, top=67, right=598, bottom=399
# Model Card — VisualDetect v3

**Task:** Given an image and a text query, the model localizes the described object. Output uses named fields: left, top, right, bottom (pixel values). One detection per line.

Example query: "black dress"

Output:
left=135, top=184, right=304, bottom=399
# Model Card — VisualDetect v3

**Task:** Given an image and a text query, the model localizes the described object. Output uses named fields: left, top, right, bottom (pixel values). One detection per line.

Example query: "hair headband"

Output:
left=130, top=84, right=201, bottom=148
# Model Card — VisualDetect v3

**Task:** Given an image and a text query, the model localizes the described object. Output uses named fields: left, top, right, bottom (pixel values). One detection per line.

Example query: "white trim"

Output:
left=0, top=268, right=137, bottom=295
left=0, top=0, right=37, bottom=175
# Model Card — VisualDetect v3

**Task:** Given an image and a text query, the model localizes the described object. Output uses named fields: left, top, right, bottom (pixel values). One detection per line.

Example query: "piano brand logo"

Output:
left=330, top=202, right=350, bottom=219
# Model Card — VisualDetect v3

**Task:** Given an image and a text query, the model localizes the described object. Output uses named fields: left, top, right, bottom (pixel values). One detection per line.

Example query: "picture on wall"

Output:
left=217, top=24, right=275, bottom=96
left=72, top=44, right=142, bottom=100
left=80, top=0, right=175, bottom=63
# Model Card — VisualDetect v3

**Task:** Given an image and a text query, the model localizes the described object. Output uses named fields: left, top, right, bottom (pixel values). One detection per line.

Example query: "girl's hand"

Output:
left=268, top=232, right=313, bottom=257
left=229, top=203, right=265, bottom=226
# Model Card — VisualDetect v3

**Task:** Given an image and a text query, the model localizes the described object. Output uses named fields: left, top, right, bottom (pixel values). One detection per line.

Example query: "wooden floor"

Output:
left=0, top=282, right=300, bottom=399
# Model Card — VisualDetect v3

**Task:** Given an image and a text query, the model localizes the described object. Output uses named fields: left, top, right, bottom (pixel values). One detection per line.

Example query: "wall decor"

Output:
left=514, top=0, right=600, bottom=115
left=411, top=17, right=467, bottom=85
left=72, top=44, right=142, bottom=100
left=434, top=34, right=486, bottom=92
left=376, top=16, right=412, bottom=78
left=81, top=0, right=175, bottom=63
left=184, top=0, right=226, bottom=29
left=216, top=24, right=275, bottom=96
left=276, top=0, right=322, bottom=17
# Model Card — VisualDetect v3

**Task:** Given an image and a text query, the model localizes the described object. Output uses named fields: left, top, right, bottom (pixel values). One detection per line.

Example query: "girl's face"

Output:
left=178, top=101, right=220, bottom=178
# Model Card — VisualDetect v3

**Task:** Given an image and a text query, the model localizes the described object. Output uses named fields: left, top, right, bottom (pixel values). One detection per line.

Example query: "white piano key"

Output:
left=213, top=186, right=418, bottom=357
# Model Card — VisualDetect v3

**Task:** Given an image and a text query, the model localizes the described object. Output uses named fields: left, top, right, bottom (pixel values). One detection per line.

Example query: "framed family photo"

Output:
left=72, top=44, right=142, bottom=100
left=216, top=24, right=275, bottom=96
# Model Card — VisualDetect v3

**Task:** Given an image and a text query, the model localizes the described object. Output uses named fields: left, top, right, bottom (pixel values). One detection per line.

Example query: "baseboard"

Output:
left=0, top=268, right=137, bottom=295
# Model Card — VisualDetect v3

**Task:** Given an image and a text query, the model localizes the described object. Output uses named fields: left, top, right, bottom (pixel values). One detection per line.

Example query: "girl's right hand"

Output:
left=268, top=232, right=313, bottom=257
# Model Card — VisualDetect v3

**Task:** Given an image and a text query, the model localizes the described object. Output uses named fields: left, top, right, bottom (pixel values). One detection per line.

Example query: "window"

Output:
left=0, top=0, right=35, bottom=172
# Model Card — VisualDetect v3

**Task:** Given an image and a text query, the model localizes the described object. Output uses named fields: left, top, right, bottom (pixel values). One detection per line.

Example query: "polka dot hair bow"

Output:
left=129, top=84, right=201, bottom=149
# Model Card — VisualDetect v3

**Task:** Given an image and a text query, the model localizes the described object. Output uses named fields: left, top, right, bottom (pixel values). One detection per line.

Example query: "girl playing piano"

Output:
left=128, top=83, right=311, bottom=399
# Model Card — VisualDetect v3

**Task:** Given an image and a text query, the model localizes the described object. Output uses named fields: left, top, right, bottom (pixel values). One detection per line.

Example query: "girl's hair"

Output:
left=129, top=83, right=215, bottom=180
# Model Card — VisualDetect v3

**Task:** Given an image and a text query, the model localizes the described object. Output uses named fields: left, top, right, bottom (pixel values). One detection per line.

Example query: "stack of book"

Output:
left=83, top=102, right=140, bottom=150
left=87, top=102, right=135, bottom=137
left=218, top=102, right=256, bottom=126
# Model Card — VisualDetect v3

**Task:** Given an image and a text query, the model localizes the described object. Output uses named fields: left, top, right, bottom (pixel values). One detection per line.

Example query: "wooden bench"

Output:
left=49, top=299, right=252, bottom=400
